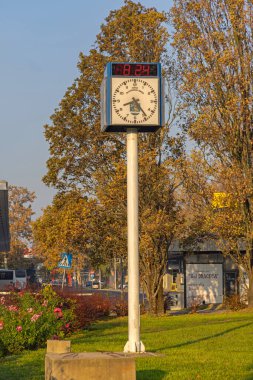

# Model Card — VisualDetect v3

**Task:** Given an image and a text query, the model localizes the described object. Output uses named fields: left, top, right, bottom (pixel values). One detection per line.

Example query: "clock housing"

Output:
left=101, top=62, right=164, bottom=132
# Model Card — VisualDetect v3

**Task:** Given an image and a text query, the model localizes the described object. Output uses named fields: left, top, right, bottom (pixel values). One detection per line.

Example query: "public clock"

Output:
left=101, top=62, right=164, bottom=132
left=111, top=78, right=159, bottom=126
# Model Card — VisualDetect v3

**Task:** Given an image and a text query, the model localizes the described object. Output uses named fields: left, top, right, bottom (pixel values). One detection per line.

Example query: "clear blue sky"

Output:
left=0, top=0, right=171, bottom=216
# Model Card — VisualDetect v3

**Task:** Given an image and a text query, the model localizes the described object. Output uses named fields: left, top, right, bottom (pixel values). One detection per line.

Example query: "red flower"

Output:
left=31, top=313, right=42, bottom=322
left=54, top=307, right=63, bottom=318
left=16, top=325, right=22, bottom=332
left=0, top=321, right=4, bottom=330
left=8, top=305, right=19, bottom=312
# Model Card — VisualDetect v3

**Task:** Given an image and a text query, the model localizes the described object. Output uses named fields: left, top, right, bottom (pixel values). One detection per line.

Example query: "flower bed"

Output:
left=0, top=285, right=75, bottom=357
left=0, top=285, right=129, bottom=357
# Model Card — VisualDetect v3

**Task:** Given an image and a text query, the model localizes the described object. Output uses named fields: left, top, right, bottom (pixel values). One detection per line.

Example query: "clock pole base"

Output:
left=123, top=340, right=145, bottom=353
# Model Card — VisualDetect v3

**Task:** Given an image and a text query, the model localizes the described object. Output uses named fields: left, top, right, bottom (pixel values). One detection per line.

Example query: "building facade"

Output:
left=163, top=240, right=244, bottom=309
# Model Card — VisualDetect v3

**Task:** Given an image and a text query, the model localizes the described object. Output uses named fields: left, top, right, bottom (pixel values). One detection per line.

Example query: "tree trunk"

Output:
left=248, top=268, right=253, bottom=307
left=147, top=281, right=164, bottom=315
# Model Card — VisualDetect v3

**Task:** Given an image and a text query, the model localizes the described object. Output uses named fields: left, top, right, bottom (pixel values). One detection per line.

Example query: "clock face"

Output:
left=111, top=77, right=159, bottom=126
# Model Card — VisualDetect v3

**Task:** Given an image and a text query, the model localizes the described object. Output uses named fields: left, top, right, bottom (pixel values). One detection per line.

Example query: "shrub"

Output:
left=55, top=289, right=111, bottom=329
left=189, top=297, right=202, bottom=314
left=223, top=294, right=247, bottom=311
left=110, top=297, right=128, bottom=317
left=56, top=288, right=129, bottom=322
left=73, top=293, right=111, bottom=328
left=0, top=286, right=75, bottom=356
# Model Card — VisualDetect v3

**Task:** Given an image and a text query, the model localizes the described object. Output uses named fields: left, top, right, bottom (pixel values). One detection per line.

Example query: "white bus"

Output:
left=15, top=269, right=27, bottom=289
left=0, top=269, right=27, bottom=291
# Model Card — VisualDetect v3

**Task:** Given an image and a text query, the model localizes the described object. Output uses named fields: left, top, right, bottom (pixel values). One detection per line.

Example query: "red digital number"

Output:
left=123, top=64, right=131, bottom=76
left=134, top=64, right=142, bottom=76
left=112, top=63, right=154, bottom=76
left=142, top=65, right=150, bottom=76
left=114, top=65, right=123, bottom=75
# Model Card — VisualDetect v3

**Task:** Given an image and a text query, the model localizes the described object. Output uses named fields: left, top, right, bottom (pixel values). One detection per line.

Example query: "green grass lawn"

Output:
left=0, top=309, right=253, bottom=380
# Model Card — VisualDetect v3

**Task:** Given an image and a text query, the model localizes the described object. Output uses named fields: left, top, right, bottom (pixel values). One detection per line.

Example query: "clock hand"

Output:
left=132, top=97, right=147, bottom=117
left=123, top=99, right=139, bottom=106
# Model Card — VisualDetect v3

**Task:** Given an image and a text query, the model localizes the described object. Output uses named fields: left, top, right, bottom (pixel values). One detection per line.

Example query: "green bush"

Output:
left=0, top=285, right=75, bottom=356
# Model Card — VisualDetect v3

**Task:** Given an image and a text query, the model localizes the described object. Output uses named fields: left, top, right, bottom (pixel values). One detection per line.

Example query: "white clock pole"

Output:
left=124, top=128, right=145, bottom=353
left=101, top=62, right=163, bottom=354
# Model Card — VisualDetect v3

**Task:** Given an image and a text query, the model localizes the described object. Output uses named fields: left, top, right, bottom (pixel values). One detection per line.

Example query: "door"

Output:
left=224, top=272, right=237, bottom=296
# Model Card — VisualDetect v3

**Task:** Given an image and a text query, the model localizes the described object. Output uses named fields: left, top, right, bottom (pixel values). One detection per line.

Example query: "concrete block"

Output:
left=45, top=352, right=136, bottom=380
left=47, top=340, right=71, bottom=354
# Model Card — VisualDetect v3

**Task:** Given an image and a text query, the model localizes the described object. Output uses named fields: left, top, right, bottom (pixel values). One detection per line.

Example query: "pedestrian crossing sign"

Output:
left=58, top=253, right=72, bottom=269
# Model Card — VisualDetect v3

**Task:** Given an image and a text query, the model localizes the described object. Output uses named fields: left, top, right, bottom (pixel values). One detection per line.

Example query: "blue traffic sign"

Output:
left=58, top=253, right=72, bottom=269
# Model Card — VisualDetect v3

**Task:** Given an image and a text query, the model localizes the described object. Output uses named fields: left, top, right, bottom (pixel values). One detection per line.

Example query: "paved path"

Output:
left=168, top=303, right=226, bottom=316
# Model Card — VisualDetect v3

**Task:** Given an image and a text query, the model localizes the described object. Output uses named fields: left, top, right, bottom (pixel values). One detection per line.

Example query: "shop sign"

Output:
left=186, top=263, right=223, bottom=306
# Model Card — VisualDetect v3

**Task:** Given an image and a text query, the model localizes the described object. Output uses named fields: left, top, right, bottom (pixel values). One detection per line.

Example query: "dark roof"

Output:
left=169, top=239, right=245, bottom=253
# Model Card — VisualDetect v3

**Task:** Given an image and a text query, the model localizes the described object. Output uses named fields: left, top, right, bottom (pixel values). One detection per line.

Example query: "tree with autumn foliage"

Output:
left=43, top=0, right=170, bottom=193
left=95, top=150, right=182, bottom=314
left=1, top=185, right=36, bottom=268
left=170, top=0, right=253, bottom=306
left=32, top=191, right=104, bottom=270
left=40, top=0, right=184, bottom=314
left=177, top=151, right=252, bottom=300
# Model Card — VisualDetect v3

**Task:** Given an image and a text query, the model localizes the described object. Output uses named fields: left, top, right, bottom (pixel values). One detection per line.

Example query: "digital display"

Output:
left=112, top=63, right=157, bottom=77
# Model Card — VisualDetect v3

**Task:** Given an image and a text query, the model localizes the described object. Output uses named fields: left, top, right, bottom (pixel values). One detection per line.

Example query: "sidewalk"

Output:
left=167, top=303, right=225, bottom=316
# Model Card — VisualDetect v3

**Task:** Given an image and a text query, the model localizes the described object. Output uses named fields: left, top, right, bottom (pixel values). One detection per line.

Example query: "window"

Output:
left=172, top=269, right=179, bottom=284
left=0, top=270, right=13, bottom=280
left=15, top=270, right=26, bottom=278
